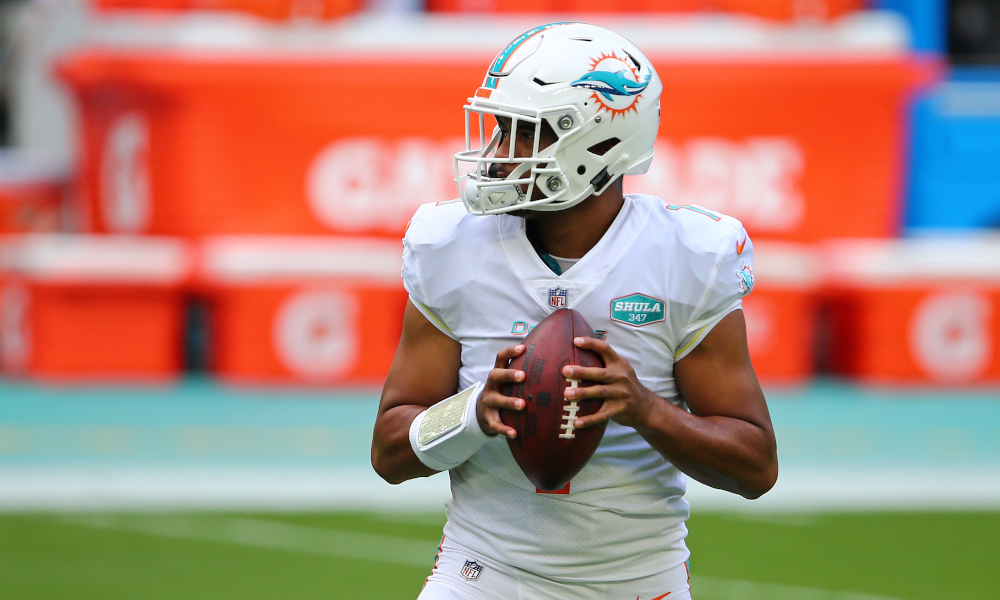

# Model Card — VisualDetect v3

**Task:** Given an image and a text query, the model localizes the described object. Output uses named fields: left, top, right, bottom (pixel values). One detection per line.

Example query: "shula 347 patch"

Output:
left=610, top=294, right=665, bottom=327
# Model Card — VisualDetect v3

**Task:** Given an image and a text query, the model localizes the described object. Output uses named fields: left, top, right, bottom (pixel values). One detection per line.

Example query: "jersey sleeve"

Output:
left=401, top=210, right=458, bottom=340
left=674, top=222, right=754, bottom=361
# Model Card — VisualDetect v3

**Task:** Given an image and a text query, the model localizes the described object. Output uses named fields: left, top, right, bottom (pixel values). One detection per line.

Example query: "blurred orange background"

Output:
left=1, top=0, right=998, bottom=388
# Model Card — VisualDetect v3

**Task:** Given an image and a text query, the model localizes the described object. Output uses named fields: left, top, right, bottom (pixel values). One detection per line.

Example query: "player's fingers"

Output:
left=572, top=404, right=619, bottom=429
left=486, top=367, right=525, bottom=387
left=494, top=344, right=525, bottom=368
left=561, top=365, right=613, bottom=383
left=488, top=420, right=518, bottom=438
left=573, top=336, right=621, bottom=363
left=482, top=404, right=519, bottom=438
left=564, top=383, right=615, bottom=401
left=481, top=391, right=525, bottom=412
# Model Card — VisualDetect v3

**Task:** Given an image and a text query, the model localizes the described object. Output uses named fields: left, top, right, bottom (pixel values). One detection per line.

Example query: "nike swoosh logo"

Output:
left=736, top=235, right=747, bottom=255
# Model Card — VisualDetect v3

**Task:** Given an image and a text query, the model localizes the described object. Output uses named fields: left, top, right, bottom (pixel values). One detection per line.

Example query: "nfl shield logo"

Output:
left=460, top=559, right=484, bottom=581
left=549, top=287, right=568, bottom=309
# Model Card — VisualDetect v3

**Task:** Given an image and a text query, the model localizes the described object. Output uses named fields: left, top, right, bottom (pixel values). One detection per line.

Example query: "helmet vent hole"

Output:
left=587, top=138, right=621, bottom=157
left=577, top=165, right=586, bottom=175
left=533, top=77, right=558, bottom=87
left=624, top=50, right=642, bottom=71
left=570, top=37, right=593, bottom=42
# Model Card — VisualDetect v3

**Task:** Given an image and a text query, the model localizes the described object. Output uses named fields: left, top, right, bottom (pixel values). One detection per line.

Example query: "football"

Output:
left=500, top=308, right=606, bottom=492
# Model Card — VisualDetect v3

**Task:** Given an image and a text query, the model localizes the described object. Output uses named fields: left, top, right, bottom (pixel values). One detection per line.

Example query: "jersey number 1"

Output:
left=536, top=482, right=571, bottom=494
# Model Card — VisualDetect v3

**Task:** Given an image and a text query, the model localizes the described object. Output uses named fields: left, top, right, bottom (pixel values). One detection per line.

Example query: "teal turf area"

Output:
left=2, top=510, right=998, bottom=600
left=2, top=379, right=998, bottom=599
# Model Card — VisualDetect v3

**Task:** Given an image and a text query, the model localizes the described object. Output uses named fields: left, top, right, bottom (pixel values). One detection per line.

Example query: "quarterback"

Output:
left=372, top=22, right=777, bottom=600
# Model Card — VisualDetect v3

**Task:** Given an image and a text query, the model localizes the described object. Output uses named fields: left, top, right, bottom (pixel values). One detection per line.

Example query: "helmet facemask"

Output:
left=455, top=104, right=589, bottom=215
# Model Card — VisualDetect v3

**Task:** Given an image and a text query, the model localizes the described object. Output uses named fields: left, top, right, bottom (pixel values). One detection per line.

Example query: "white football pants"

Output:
left=417, top=536, right=693, bottom=600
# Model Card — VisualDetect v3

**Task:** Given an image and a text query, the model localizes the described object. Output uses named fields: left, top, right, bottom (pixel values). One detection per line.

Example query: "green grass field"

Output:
left=2, top=510, right=997, bottom=600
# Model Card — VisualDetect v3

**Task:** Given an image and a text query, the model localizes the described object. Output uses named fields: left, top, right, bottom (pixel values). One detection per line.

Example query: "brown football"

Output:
left=500, top=308, right=606, bottom=492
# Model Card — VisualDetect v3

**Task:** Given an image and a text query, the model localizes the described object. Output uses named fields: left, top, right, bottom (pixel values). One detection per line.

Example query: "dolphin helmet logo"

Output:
left=572, top=70, right=650, bottom=101
left=571, top=51, right=650, bottom=119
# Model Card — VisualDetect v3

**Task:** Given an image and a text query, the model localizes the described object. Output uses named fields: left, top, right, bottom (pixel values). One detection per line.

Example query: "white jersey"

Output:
left=401, top=194, right=754, bottom=584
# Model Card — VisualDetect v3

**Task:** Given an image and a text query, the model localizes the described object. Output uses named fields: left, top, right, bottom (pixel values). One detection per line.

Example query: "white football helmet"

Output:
left=454, top=22, right=662, bottom=215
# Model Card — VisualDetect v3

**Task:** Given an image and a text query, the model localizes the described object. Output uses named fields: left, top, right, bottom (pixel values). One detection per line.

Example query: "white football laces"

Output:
left=560, top=378, right=581, bottom=439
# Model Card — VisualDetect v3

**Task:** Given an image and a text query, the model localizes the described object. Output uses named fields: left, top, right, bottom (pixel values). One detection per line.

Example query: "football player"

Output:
left=372, top=22, right=777, bottom=600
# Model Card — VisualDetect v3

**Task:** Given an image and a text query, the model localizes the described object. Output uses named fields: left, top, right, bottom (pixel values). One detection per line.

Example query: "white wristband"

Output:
left=409, top=382, right=489, bottom=472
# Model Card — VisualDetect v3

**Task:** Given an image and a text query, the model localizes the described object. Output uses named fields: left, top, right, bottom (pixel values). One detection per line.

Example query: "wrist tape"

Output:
left=409, top=382, right=489, bottom=472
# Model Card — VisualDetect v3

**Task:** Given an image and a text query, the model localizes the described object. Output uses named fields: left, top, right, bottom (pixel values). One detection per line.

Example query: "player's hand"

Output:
left=476, top=344, right=526, bottom=438
left=561, top=337, right=656, bottom=430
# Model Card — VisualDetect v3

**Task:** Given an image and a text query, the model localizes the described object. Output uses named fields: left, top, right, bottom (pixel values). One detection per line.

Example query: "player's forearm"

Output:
left=371, top=405, right=438, bottom=485
left=632, top=393, right=778, bottom=499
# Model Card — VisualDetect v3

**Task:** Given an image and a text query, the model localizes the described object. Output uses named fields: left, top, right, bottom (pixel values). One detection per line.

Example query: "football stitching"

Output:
left=560, top=378, right=580, bottom=439
left=559, top=313, right=580, bottom=440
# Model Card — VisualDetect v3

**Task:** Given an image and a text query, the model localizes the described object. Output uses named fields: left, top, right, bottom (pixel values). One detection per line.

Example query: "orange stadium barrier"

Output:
left=743, top=242, right=819, bottom=384
left=198, top=236, right=406, bottom=384
left=714, top=0, right=863, bottom=20
left=0, top=235, right=190, bottom=381
left=823, top=238, right=1000, bottom=385
left=92, top=0, right=360, bottom=21
left=57, top=52, right=485, bottom=239
left=57, top=50, right=935, bottom=243
left=426, top=0, right=705, bottom=13
left=625, top=58, right=938, bottom=242
left=425, top=0, right=862, bottom=20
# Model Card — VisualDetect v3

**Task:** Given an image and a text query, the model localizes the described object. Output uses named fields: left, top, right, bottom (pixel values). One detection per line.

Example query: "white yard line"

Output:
left=61, top=514, right=910, bottom=600
left=60, top=514, right=436, bottom=568
left=4, top=465, right=1000, bottom=511
left=0, top=466, right=451, bottom=511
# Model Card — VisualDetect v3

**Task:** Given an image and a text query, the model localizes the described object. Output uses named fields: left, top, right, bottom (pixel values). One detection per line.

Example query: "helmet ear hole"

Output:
left=587, top=137, right=621, bottom=157
left=623, top=50, right=642, bottom=71
left=577, top=165, right=586, bottom=175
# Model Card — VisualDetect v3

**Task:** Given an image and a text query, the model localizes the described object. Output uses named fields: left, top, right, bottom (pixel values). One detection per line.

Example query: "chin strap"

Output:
left=591, top=154, right=630, bottom=195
